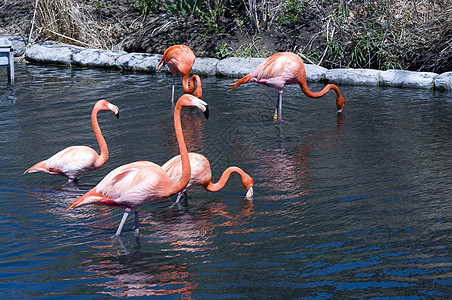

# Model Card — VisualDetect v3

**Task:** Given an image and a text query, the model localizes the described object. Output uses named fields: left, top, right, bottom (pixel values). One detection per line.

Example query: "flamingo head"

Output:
left=242, top=174, right=254, bottom=199
left=336, top=95, right=345, bottom=113
left=97, top=99, right=120, bottom=119
left=177, top=94, right=209, bottom=119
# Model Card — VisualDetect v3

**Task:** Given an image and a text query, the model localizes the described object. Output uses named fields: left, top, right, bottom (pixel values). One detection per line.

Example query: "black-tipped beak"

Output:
left=115, top=112, right=119, bottom=119
left=203, top=105, right=209, bottom=119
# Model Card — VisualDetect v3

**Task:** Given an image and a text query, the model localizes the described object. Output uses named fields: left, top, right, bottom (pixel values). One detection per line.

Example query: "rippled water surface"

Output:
left=0, top=64, right=451, bottom=298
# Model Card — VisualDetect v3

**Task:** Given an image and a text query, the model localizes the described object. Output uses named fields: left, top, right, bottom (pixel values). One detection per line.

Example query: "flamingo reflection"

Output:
left=71, top=197, right=254, bottom=297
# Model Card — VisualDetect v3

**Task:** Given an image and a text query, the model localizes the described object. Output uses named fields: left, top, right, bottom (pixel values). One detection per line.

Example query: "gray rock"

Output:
left=216, top=57, right=265, bottom=77
left=25, top=41, right=83, bottom=65
left=304, top=64, right=327, bottom=82
left=115, top=53, right=161, bottom=72
left=73, top=49, right=127, bottom=68
left=325, top=68, right=380, bottom=86
left=192, top=57, right=220, bottom=76
left=0, top=34, right=29, bottom=57
left=434, top=72, right=452, bottom=91
left=380, top=69, right=438, bottom=89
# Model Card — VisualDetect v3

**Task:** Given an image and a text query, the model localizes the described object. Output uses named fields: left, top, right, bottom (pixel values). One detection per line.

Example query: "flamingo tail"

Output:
left=227, top=74, right=252, bottom=92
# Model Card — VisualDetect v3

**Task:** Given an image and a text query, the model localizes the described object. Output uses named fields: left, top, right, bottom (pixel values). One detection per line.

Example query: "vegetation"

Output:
left=132, top=0, right=451, bottom=72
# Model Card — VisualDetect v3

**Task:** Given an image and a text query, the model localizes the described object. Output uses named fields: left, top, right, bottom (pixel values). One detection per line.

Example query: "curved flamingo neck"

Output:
left=92, top=107, right=108, bottom=168
left=297, top=73, right=343, bottom=100
left=182, top=74, right=202, bottom=98
left=168, top=103, right=191, bottom=195
left=204, top=167, right=248, bottom=192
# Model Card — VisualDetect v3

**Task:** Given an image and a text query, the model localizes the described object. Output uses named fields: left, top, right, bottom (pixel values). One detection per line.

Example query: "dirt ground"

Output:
left=0, top=0, right=325, bottom=59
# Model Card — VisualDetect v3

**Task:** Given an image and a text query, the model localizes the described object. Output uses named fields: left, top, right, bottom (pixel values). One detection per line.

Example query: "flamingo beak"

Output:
left=245, top=185, right=254, bottom=199
left=203, top=105, right=209, bottom=119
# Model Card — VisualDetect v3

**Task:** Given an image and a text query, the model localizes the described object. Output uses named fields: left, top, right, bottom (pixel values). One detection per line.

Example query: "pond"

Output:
left=0, top=63, right=451, bottom=298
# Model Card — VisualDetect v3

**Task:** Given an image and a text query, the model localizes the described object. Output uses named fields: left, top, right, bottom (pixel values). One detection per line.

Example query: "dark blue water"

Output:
left=0, top=63, right=451, bottom=298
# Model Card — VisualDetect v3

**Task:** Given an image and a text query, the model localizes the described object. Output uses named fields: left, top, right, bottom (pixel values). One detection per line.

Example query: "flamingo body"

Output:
left=228, top=52, right=345, bottom=120
left=162, top=152, right=254, bottom=202
left=67, top=95, right=209, bottom=236
left=158, top=45, right=202, bottom=101
left=24, top=100, right=119, bottom=181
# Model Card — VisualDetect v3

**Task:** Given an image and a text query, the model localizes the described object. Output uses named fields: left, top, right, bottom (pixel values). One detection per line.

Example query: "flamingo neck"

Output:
left=168, top=104, right=191, bottom=195
left=92, top=108, right=108, bottom=168
left=182, top=74, right=202, bottom=98
left=204, top=167, right=247, bottom=192
left=297, top=73, right=342, bottom=100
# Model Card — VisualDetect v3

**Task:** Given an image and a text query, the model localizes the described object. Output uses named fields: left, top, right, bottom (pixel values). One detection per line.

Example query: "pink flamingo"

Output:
left=228, top=52, right=345, bottom=121
left=24, top=100, right=119, bottom=181
left=162, top=152, right=254, bottom=204
left=67, top=95, right=209, bottom=236
left=158, top=45, right=202, bottom=102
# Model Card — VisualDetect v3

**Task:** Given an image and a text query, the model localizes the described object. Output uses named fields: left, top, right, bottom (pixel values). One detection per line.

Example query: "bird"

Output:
left=158, top=45, right=202, bottom=102
left=227, top=52, right=345, bottom=121
left=67, top=94, right=209, bottom=236
left=162, top=152, right=254, bottom=204
left=24, top=100, right=119, bottom=181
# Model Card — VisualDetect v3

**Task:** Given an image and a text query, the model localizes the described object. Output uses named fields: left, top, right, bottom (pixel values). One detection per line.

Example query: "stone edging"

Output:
left=3, top=35, right=451, bottom=91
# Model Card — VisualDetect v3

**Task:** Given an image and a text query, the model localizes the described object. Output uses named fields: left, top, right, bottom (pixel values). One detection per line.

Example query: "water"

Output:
left=0, top=63, right=451, bottom=298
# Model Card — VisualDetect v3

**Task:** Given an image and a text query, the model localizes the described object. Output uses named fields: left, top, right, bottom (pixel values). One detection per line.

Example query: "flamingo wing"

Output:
left=158, top=45, right=195, bottom=76
left=71, top=161, right=174, bottom=209
left=26, top=146, right=99, bottom=179
left=162, top=153, right=211, bottom=188
left=250, top=52, right=303, bottom=90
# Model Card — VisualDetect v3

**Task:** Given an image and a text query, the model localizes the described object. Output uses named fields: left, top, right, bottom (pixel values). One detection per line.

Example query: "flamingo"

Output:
left=227, top=52, right=345, bottom=121
left=66, top=94, right=209, bottom=236
left=158, top=45, right=202, bottom=102
left=24, top=100, right=119, bottom=181
left=162, top=152, right=254, bottom=204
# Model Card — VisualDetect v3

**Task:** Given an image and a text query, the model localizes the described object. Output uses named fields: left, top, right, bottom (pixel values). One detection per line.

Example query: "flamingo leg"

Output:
left=171, top=76, right=176, bottom=103
left=115, top=209, right=130, bottom=236
left=274, top=90, right=283, bottom=121
left=183, top=191, right=188, bottom=205
left=174, top=192, right=183, bottom=204
left=134, top=210, right=140, bottom=235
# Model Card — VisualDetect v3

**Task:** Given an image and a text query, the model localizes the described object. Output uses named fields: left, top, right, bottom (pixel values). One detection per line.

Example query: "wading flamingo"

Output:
left=24, top=100, right=119, bottom=181
left=228, top=52, right=345, bottom=121
left=162, top=152, right=254, bottom=204
left=158, top=45, right=202, bottom=102
left=67, top=95, right=209, bottom=236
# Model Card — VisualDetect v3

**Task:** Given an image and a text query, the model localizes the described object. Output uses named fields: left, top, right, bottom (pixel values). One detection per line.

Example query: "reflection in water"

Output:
left=258, top=114, right=345, bottom=201
left=77, top=198, right=254, bottom=297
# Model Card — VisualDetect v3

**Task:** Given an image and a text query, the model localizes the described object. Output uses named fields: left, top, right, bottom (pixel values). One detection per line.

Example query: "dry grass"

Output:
left=35, top=0, right=108, bottom=49
left=319, top=0, right=451, bottom=71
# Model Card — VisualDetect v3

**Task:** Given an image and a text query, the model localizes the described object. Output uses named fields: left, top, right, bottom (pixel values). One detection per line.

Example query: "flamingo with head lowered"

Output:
left=158, top=45, right=202, bottom=102
left=228, top=52, right=345, bottom=121
left=162, top=152, right=254, bottom=204
left=67, top=94, right=209, bottom=236
left=24, top=100, right=119, bottom=182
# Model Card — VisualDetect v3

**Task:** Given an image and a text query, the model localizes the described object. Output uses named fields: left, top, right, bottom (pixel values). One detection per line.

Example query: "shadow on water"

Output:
left=0, top=64, right=451, bottom=298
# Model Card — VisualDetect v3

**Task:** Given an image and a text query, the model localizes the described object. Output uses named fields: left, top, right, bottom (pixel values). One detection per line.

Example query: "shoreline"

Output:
left=3, top=34, right=452, bottom=91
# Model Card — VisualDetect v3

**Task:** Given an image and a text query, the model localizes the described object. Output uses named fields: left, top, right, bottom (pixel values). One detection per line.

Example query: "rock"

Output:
left=25, top=41, right=83, bottom=65
left=304, top=64, right=327, bottom=82
left=325, top=68, right=380, bottom=86
left=434, top=72, right=452, bottom=91
left=216, top=57, right=265, bottom=77
left=115, top=53, right=161, bottom=72
left=73, top=49, right=127, bottom=68
left=192, top=57, right=220, bottom=76
left=0, top=34, right=29, bottom=57
left=380, top=69, right=438, bottom=89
